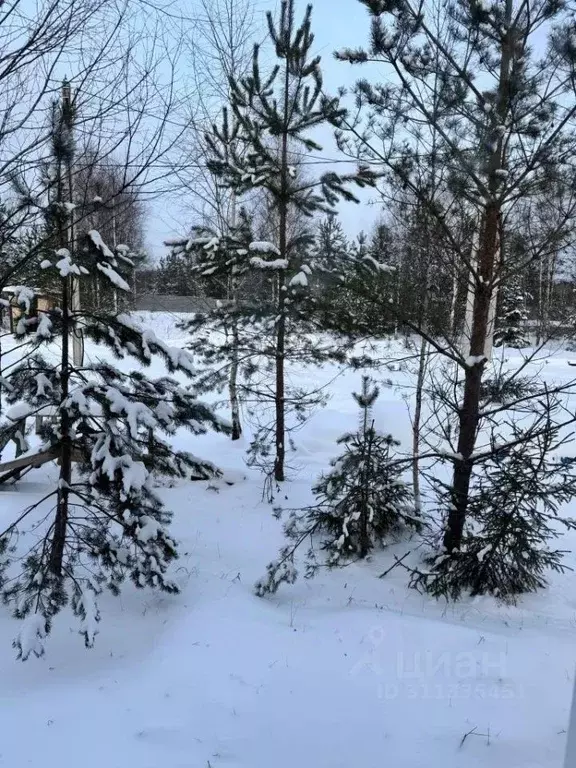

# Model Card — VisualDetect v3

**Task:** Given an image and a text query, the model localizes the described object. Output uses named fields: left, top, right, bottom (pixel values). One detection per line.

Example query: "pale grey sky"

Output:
left=147, top=0, right=549, bottom=260
left=147, top=0, right=381, bottom=260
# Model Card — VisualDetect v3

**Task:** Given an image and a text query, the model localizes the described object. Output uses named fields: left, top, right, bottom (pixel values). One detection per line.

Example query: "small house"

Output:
left=0, top=287, right=58, bottom=333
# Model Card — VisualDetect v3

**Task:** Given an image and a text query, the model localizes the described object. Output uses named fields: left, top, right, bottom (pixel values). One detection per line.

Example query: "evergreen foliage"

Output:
left=255, top=376, right=419, bottom=595
left=494, top=278, right=529, bottom=349
left=168, top=209, right=260, bottom=440
left=337, top=0, right=576, bottom=566
left=0, top=88, right=228, bottom=660
left=310, top=215, right=350, bottom=290
left=411, top=399, right=576, bottom=603
left=204, top=0, right=374, bottom=480
left=0, top=255, right=227, bottom=659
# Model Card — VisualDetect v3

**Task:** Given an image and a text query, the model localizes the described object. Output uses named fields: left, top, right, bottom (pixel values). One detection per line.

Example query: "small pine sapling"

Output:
left=168, top=210, right=258, bottom=441
left=412, top=401, right=576, bottom=603
left=255, top=376, right=420, bottom=595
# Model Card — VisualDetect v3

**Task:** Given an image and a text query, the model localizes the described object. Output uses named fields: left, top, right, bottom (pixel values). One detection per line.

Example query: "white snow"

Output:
left=116, top=314, right=197, bottom=375
left=362, top=254, right=395, bottom=273
left=105, top=386, right=155, bottom=436
left=0, top=315, right=575, bottom=768
left=249, top=241, right=281, bottom=256
left=8, top=286, right=35, bottom=312
left=35, top=313, right=53, bottom=340
left=34, top=373, right=53, bottom=399
left=77, top=590, right=100, bottom=648
left=56, top=254, right=82, bottom=277
left=289, top=271, right=308, bottom=288
left=97, top=262, right=131, bottom=292
left=136, top=515, right=162, bottom=542
left=5, top=402, right=33, bottom=421
left=250, top=256, right=289, bottom=270
left=14, top=614, right=47, bottom=661
left=88, top=229, right=115, bottom=260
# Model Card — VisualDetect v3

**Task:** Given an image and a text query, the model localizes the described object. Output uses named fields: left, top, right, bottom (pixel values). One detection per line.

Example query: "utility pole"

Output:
left=61, top=79, right=84, bottom=369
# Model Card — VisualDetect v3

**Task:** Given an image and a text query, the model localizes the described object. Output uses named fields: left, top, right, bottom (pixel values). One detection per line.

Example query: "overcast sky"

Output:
left=147, top=0, right=549, bottom=259
left=147, top=0, right=381, bottom=260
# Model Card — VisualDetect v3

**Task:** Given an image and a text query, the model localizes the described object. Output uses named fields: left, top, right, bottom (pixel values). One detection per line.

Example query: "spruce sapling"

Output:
left=256, top=376, right=420, bottom=595
left=493, top=278, right=529, bottom=349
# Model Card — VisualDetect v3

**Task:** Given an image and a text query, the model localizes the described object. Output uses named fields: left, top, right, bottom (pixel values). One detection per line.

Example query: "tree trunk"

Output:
left=50, top=81, right=75, bottom=576
left=564, top=670, right=576, bottom=768
left=274, top=268, right=286, bottom=481
left=443, top=0, right=513, bottom=552
left=444, top=206, right=500, bottom=552
left=273, top=41, right=291, bottom=483
left=413, top=245, right=430, bottom=515
left=536, top=251, right=545, bottom=346
left=412, top=337, right=428, bottom=514
left=50, top=274, right=72, bottom=576
left=229, top=311, right=242, bottom=440
left=448, top=265, right=459, bottom=337
left=359, top=421, right=374, bottom=558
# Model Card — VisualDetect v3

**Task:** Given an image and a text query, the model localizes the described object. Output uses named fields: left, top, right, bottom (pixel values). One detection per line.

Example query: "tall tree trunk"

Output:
left=536, top=251, right=544, bottom=346
left=444, top=206, right=499, bottom=552
left=443, top=0, right=513, bottom=552
left=50, top=274, right=72, bottom=575
left=228, top=196, right=242, bottom=441
left=50, top=81, right=75, bottom=576
left=542, top=250, right=557, bottom=340
left=273, top=29, right=292, bottom=483
left=229, top=311, right=242, bottom=440
left=564, top=671, right=576, bottom=768
left=274, top=266, right=286, bottom=481
left=448, top=263, right=459, bottom=337
left=359, top=421, right=373, bottom=559
left=412, top=240, right=431, bottom=514
left=273, top=145, right=288, bottom=480
left=412, top=337, right=428, bottom=514
left=0, top=330, right=3, bottom=416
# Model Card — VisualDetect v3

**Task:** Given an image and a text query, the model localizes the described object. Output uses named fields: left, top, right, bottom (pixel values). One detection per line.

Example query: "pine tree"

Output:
left=411, top=408, right=576, bottom=603
left=351, top=231, right=368, bottom=261
left=167, top=209, right=258, bottom=441
left=0, top=85, right=227, bottom=659
left=255, top=376, right=420, bottom=595
left=311, top=215, right=350, bottom=288
left=336, top=0, right=576, bottom=574
left=205, top=0, right=374, bottom=481
left=156, top=249, right=198, bottom=297
left=368, top=222, right=393, bottom=267
left=168, top=209, right=351, bottom=475
left=494, top=278, right=529, bottom=349
left=315, top=226, right=396, bottom=338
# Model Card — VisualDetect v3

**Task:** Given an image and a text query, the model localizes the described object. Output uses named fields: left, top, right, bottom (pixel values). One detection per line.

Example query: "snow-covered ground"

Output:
left=1, top=313, right=575, bottom=768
